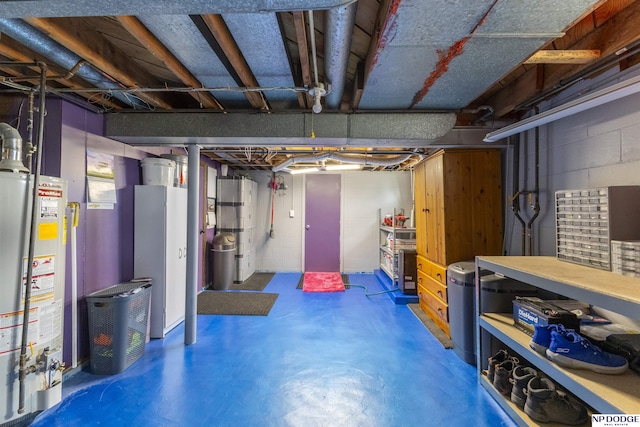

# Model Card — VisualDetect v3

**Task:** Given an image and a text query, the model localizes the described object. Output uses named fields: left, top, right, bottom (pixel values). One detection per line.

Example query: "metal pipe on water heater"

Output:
left=18, top=62, right=47, bottom=414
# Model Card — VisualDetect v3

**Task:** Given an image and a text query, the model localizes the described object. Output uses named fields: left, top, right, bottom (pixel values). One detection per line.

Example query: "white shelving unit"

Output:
left=476, top=256, right=640, bottom=425
left=378, top=208, right=415, bottom=283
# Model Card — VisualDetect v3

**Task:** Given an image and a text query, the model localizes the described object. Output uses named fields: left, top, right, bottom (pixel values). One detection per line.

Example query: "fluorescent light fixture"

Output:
left=288, top=167, right=320, bottom=174
left=324, top=164, right=362, bottom=171
left=484, top=74, right=640, bottom=142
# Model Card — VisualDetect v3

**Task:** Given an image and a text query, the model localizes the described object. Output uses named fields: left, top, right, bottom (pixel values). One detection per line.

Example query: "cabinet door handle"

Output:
left=436, top=273, right=442, bottom=282
left=437, top=290, right=443, bottom=299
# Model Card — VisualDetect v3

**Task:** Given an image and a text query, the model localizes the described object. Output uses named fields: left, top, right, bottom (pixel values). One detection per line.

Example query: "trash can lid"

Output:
left=212, top=232, right=236, bottom=250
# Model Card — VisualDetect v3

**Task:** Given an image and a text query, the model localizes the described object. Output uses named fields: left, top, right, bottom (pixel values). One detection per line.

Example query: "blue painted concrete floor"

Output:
left=32, top=273, right=516, bottom=427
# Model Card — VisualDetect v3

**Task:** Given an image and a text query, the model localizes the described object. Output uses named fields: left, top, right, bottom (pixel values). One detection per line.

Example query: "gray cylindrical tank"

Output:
left=211, top=233, right=236, bottom=290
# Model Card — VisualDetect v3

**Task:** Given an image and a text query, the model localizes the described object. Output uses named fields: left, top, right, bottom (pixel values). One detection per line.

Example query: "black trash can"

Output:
left=87, top=280, right=152, bottom=375
left=211, top=232, right=236, bottom=290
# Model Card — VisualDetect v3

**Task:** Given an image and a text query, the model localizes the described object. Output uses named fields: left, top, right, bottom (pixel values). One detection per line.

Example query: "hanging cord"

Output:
left=269, top=174, right=275, bottom=239
left=348, top=283, right=401, bottom=297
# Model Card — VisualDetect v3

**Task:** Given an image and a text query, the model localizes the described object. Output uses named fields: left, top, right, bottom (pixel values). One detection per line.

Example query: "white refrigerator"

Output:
left=134, top=185, right=187, bottom=338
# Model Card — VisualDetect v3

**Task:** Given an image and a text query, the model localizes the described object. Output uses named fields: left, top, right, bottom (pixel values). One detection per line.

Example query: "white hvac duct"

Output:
left=0, top=122, right=28, bottom=172
left=272, top=152, right=332, bottom=172
left=271, top=151, right=416, bottom=172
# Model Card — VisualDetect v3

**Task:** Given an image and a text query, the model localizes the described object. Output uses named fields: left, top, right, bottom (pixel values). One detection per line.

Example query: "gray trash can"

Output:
left=211, top=232, right=236, bottom=290
left=448, top=261, right=479, bottom=365
left=448, top=263, right=538, bottom=365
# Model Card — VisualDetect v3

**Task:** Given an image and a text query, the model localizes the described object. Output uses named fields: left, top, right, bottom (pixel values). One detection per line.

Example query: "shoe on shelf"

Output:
left=485, top=349, right=517, bottom=382
left=530, top=323, right=569, bottom=355
left=546, top=330, right=629, bottom=374
left=493, top=359, right=519, bottom=396
left=523, top=376, right=589, bottom=425
left=509, top=366, right=537, bottom=409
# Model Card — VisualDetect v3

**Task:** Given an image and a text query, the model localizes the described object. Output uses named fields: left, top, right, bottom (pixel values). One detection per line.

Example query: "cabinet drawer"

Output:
left=417, top=269, right=447, bottom=303
left=416, top=254, right=430, bottom=274
left=417, top=284, right=450, bottom=337
left=417, top=283, right=449, bottom=323
left=417, top=255, right=446, bottom=285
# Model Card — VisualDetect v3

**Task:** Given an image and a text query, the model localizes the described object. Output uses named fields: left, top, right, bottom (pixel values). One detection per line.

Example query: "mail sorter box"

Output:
left=513, top=297, right=580, bottom=336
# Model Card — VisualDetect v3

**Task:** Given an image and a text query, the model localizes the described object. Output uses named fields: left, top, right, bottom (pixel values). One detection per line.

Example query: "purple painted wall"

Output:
left=5, top=97, right=220, bottom=366
left=56, top=100, right=128, bottom=363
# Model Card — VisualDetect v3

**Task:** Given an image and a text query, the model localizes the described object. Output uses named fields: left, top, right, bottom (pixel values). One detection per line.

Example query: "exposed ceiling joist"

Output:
left=199, top=14, right=269, bottom=110
left=524, top=49, right=601, bottom=64
left=0, top=42, right=123, bottom=110
left=116, top=15, right=223, bottom=110
left=1, top=0, right=637, bottom=172
left=25, top=17, right=173, bottom=109
left=487, top=0, right=640, bottom=117
left=292, top=11, right=312, bottom=109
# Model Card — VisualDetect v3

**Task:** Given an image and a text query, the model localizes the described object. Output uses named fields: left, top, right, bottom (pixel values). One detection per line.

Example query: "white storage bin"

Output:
left=141, top=158, right=175, bottom=186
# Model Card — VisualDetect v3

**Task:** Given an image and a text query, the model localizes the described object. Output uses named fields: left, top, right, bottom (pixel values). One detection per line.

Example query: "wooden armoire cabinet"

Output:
left=414, top=149, right=503, bottom=337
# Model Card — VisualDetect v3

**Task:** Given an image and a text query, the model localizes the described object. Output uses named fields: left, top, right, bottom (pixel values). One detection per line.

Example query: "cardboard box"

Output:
left=513, top=297, right=580, bottom=336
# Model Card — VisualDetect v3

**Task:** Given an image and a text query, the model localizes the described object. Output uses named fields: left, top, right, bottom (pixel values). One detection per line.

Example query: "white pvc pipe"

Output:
left=70, top=205, right=78, bottom=368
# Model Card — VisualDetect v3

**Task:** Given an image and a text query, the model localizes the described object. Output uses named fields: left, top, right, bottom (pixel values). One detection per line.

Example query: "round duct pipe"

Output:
left=0, top=19, right=150, bottom=109
left=272, top=152, right=332, bottom=172
left=0, top=123, right=28, bottom=173
left=271, top=152, right=417, bottom=172
left=324, top=2, right=357, bottom=110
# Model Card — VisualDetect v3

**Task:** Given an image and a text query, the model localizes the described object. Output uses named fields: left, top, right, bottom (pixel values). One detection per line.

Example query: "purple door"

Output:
left=305, top=174, right=341, bottom=272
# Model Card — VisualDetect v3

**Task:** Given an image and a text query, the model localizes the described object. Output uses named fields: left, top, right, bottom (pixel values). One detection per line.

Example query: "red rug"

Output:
left=302, top=272, right=345, bottom=293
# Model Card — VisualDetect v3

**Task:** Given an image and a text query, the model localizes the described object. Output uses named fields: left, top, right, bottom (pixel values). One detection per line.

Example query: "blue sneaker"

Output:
left=530, top=324, right=568, bottom=355
left=546, top=331, right=629, bottom=374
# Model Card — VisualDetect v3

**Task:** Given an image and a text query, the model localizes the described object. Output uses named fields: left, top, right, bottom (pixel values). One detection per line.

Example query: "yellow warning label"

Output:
left=63, top=215, right=67, bottom=245
left=39, top=222, right=59, bottom=240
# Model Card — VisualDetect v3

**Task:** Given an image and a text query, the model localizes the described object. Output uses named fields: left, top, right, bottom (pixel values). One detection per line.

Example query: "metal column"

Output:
left=184, top=145, right=200, bottom=345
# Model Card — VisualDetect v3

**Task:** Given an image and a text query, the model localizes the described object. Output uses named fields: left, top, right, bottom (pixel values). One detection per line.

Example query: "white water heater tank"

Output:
left=0, top=171, right=67, bottom=425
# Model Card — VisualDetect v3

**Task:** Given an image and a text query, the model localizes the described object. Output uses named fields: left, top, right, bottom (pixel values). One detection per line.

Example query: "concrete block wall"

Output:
left=504, top=67, right=640, bottom=258
left=503, top=66, right=640, bottom=330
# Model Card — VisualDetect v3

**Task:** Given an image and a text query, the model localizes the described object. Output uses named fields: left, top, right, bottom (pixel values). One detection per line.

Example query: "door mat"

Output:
left=197, top=291, right=278, bottom=316
left=302, top=272, right=345, bottom=292
left=229, top=272, right=275, bottom=291
left=296, top=274, right=350, bottom=289
left=408, top=303, right=453, bottom=349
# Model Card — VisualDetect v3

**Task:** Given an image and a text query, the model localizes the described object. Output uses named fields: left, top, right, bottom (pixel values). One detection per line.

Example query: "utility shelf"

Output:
left=480, top=313, right=640, bottom=415
left=476, top=256, right=640, bottom=425
left=378, top=208, right=416, bottom=284
left=479, top=375, right=590, bottom=427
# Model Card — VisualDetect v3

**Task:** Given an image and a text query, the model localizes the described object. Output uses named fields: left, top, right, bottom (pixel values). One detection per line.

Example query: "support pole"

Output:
left=185, top=145, right=200, bottom=345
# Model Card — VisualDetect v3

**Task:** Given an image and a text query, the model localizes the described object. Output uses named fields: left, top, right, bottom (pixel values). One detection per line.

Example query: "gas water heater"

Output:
left=1, top=123, right=67, bottom=425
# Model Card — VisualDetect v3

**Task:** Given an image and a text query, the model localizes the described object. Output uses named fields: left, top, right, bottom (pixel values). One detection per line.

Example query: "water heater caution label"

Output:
left=22, top=255, right=56, bottom=297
